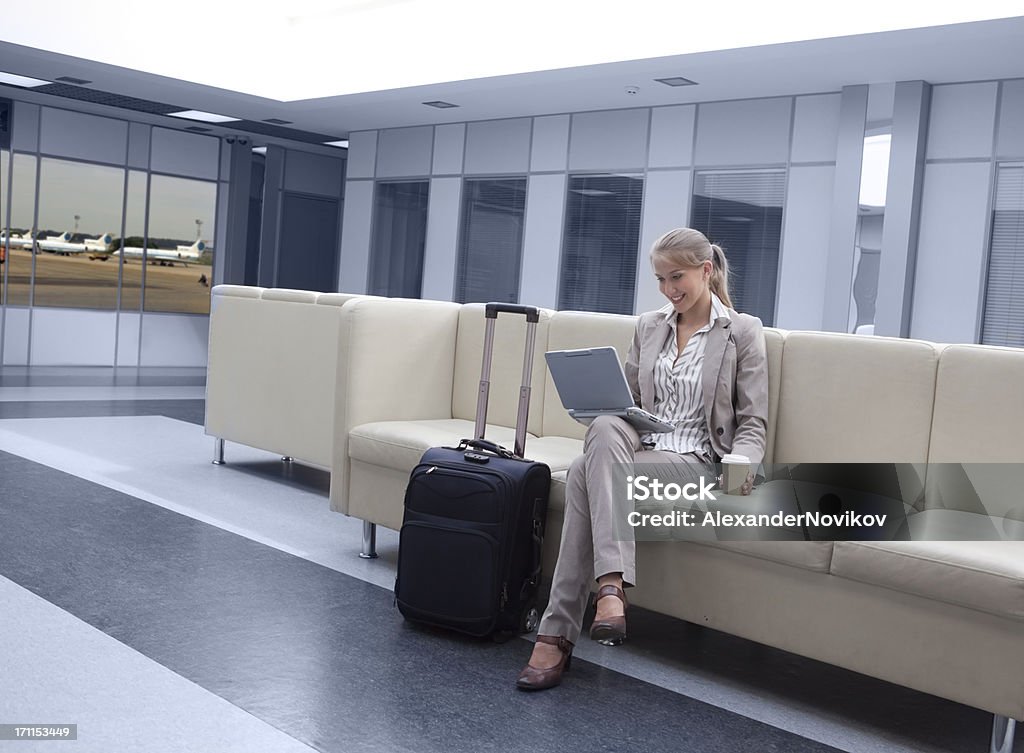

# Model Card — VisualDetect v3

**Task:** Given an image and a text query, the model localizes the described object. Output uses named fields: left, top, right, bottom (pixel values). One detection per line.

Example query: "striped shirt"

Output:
left=643, top=293, right=732, bottom=457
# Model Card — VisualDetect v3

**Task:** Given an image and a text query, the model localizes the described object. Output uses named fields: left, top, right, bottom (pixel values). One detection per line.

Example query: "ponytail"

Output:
left=709, top=244, right=733, bottom=310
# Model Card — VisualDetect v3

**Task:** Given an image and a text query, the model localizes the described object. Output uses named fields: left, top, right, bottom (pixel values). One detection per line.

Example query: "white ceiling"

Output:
left=1, top=14, right=1023, bottom=142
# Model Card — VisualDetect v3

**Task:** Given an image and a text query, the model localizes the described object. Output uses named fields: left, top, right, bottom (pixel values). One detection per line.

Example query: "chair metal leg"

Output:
left=992, top=715, right=1016, bottom=753
left=359, top=521, right=378, bottom=559
left=212, top=438, right=225, bottom=465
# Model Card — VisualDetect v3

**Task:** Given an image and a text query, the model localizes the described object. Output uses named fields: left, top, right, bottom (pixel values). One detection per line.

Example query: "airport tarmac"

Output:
left=0, top=248, right=212, bottom=314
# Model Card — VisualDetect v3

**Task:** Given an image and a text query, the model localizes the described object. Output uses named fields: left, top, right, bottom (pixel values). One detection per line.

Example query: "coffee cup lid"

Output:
left=721, top=453, right=750, bottom=464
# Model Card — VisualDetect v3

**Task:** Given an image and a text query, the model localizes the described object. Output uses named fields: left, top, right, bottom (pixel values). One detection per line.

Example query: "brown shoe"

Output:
left=515, top=635, right=574, bottom=691
left=589, top=584, right=628, bottom=645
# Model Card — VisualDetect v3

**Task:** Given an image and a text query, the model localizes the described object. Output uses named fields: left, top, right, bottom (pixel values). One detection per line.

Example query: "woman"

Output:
left=516, top=227, right=769, bottom=691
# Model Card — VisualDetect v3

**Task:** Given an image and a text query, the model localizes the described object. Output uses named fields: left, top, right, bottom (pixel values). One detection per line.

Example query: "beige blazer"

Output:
left=624, top=304, right=769, bottom=466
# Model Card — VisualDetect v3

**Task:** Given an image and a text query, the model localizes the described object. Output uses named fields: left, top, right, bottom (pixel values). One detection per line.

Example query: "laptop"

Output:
left=545, top=347, right=675, bottom=433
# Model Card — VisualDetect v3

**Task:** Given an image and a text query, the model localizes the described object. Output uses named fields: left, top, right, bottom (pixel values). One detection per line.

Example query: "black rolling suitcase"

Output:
left=395, top=303, right=551, bottom=637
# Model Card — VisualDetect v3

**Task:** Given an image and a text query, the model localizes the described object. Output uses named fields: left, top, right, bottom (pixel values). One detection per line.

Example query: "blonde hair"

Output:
left=650, top=228, right=733, bottom=310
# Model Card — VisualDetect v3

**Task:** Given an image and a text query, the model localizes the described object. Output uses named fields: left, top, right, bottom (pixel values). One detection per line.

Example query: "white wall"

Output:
left=910, top=161, right=994, bottom=344
left=31, top=309, right=117, bottom=366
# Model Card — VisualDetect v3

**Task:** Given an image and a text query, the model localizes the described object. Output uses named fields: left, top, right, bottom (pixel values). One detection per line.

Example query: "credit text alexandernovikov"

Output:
left=626, top=509, right=889, bottom=529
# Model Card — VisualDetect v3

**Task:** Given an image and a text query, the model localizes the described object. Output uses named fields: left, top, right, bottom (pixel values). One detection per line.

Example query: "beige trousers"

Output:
left=537, top=415, right=711, bottom=643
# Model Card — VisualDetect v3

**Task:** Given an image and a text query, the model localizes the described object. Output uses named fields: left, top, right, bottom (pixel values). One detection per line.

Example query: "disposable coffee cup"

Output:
left=720, top=453, right=751, bottom=495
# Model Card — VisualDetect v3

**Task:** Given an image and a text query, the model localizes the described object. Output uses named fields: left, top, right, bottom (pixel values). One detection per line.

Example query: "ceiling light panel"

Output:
left=0, top=71, right=51, bottom=87
left=168, top=109, right=240, bottom=123
left=655, top=76, right=698, bottom=87
left=423, top=100, right=458, bottom=109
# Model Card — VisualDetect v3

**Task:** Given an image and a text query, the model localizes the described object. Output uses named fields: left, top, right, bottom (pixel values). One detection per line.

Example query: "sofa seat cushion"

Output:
left=831, top=541, right=1024, bottom=621
left=349, top=419, right=536, bottom=472
left=349, top=420, right=583, bottom=471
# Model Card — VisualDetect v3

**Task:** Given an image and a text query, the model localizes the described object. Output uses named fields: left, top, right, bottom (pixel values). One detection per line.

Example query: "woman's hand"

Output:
left=739, top=470, right=755, bottom=496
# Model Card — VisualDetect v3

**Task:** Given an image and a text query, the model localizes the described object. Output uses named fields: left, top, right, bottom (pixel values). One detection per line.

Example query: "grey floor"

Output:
left=0, top=367, right=1003, bottom=753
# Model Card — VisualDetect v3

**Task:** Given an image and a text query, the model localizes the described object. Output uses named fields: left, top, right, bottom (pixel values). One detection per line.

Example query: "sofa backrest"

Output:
left=451, top=304, right=553, bottom=437
left=762, top=327, right=786, bottom=467
left=925, top=344, right=1024, bottom=519
left=773, top=331, right=940, bottom=464
left=541, top=310, right=638, bottom=439
left=206, top=285, right=354, bottom=468
left=331, top=296, right=462, bottom=514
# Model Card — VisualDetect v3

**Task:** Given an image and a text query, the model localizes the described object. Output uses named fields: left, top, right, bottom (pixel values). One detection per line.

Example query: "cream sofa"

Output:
left=327, top=296, right=1022, bottom=752
left=205, top=285, right=363, bottom=468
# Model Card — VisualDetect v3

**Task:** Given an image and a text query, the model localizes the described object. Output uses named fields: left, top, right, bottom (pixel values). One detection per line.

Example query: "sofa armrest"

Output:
left=330, top=297, right=462, bottom=513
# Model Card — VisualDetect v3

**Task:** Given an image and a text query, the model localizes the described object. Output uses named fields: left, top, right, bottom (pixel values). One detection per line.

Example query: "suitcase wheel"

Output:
left=520, top=603, right=540, bottom=634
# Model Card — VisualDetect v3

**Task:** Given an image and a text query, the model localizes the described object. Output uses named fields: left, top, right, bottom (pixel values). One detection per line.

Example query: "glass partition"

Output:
left=32, top=157, right=124, bottom=310
left=143, top=174, right=216, bottom=314
left=558, top=173, right=643, bottom=314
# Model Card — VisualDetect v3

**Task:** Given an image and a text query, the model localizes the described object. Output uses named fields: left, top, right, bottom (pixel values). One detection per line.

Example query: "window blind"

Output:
left=691, top=170, right=785, bottom=325
left=981, top=165, right=1024, bottom=347
left=368, top=181, right=429, bottom=298
left=455, top=178, right=526, bottom=304
left=558, top=174, right=643, bottom=314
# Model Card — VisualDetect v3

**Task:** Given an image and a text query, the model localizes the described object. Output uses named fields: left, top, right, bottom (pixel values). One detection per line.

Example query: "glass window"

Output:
left=32, top=158, right=125, bottom=310
left=1, top=149, right=8, bottom=305
left=849, top=131, right=891, bottom=334
left=558, top=174, right=643, bottom=314
left=455, top=178, right=526, bottom=304
left=368, top=181, right=429, bottom=298
left=4, top=153, right=38, bottom=308
left=118, top=170, right=148, bottom=313
left=691, top=170, right=786, bottom=326
left=143, top=174, right=216, bottom=314
left=981, top=164, right=1024, bottom=347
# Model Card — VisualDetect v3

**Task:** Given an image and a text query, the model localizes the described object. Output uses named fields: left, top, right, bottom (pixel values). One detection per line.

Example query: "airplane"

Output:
left=36, top=231, right=114, bottom=256
left=0, top=230, right=37, bottom=251
left=115, top=239, right=207, bottom=267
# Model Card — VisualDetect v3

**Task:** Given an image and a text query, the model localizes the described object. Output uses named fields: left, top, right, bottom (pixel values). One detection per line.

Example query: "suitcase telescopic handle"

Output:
left=475, top=302, right=540, bottom=457
left=485, top=303, right=541, bottom=323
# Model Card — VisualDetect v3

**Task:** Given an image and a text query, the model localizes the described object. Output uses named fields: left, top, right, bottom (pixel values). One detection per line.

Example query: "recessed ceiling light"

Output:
left=0, top=71, right=51, bottom=88
left=324, top=140, right=349, bottom=148
left=55, top=75, right=92, bottom=85
left=167, top=109, right=241, bottom=123
left=423, top=100, right=459, bottom=109
left=262, top=118, right=293, bottom=125
left=252, top=146, right=268, bottom=154
left=654, top=76, right=698, bottom=87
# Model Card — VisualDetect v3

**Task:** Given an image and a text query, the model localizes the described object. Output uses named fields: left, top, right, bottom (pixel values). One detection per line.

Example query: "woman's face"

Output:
left=653, top=255, right=712, bottom=316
